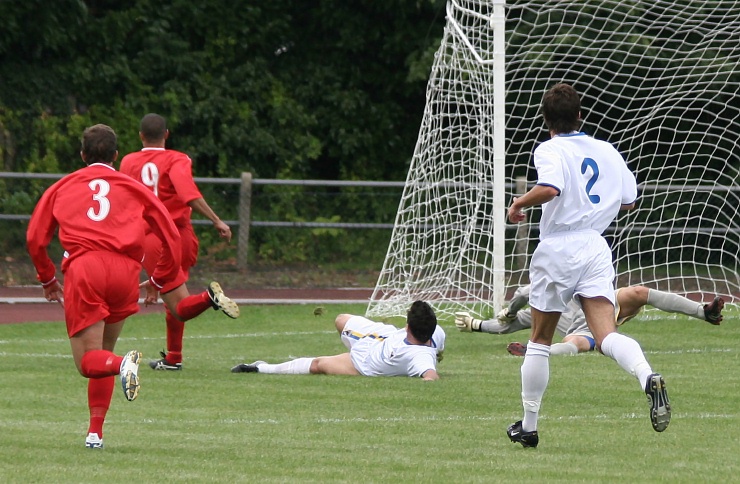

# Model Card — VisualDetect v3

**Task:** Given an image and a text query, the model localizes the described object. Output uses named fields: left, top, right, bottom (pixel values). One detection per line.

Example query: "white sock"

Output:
left=257, top=357, right=314, bottom=375
left=600, top=332, right=653, bottom=389
left=521, top=341, right=550, bottom=432
left=647, top=289, right=704, bottom=319
left=550, top=341, right=579, bottom=356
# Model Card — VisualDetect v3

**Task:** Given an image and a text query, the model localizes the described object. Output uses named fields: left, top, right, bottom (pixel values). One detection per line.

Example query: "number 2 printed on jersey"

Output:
left=581, top=157, right=601, bottom=204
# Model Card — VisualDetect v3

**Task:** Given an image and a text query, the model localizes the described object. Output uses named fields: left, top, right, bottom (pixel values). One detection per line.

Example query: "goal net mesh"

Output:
left=367, top=0, right=740, bottom=320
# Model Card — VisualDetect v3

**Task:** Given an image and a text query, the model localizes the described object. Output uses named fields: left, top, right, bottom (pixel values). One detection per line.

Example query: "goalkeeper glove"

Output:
left=496, top=307, right=517, bottom=324
left=454, top=312, right=482, bottom=332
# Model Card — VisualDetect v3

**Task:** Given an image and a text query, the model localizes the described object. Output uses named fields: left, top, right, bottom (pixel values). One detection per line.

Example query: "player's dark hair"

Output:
left=542, top=83, right=581, bottom=134
left=407, top=301, right=437, bottom=343
left=81, top=124, right=117, bottom=164
left=139, top=113, right=167, bottom=143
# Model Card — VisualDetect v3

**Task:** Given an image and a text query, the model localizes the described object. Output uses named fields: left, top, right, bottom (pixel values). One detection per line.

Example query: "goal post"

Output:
left=367, top=0, right=508, bottom=320
left=368, top=0, right=740, bottom=321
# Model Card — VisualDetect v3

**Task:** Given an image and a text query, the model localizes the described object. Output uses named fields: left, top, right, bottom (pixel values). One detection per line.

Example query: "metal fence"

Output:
left=0, top=172, right=404, bottom=269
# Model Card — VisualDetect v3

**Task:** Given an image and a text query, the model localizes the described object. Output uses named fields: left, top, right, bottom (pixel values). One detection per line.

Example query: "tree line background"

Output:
left=0, top=0, right=447, bottom=271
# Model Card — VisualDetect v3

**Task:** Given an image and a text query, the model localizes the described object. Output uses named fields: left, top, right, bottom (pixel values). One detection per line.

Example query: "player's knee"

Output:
left=633, top=285, right=650, bottom=304
left=309, top=358, right=323, bottom=374
left=334, top=314, right=352, bottom=332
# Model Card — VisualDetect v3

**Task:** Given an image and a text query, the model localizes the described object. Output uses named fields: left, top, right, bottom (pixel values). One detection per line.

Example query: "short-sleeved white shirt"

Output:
left=342, top=316, right=446, bottom=378
left=534, top=132, right=637, bottom=238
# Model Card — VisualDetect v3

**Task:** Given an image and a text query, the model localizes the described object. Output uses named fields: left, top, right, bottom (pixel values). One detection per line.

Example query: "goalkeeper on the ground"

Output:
left=455, top=284, right=724, bottom=356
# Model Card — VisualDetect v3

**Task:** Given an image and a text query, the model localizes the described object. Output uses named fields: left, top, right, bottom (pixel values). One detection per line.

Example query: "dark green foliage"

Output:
left=0, top=0, right=446, bottom=265
left=0, top=0, right=446, bottom=180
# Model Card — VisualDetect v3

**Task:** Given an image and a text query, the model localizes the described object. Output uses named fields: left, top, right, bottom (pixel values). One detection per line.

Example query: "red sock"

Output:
left=165, top=309, right=185, bottom=364
left=87, top=376, right=114, bottom=437
left=81, top=350, right=123, bottom=378
left=175, top=292, right=212, bottom=321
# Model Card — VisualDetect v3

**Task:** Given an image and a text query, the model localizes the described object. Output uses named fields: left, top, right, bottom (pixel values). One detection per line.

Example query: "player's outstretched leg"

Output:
left=231, top=361, right=265, bottom=373
left=208, top=281, right=240, bottom=319
left=645, top=373, right=671, bottom=432
left=506, top=420, right=539, bottom=448
left=119, top=350, right=142, bottom=401
left=703, top=296, right=725, bottom=325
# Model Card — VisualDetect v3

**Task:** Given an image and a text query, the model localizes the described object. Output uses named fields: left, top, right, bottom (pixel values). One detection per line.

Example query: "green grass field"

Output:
left=1, top=303, right=738, bottom=483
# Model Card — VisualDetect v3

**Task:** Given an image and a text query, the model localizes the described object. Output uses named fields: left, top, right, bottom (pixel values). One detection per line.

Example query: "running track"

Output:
left=0, top=286, right=374, bottom=324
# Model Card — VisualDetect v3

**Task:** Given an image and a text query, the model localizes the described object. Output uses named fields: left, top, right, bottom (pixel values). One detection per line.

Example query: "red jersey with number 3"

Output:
left=26, top=163, right=182, bottom=287
left=119, top=148, right=203, bottom=227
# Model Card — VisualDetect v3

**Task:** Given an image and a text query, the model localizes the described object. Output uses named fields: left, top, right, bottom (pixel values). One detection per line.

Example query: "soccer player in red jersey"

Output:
left=119, top=113, right=239, bottom=372
left=26, top=124, right=184, bottom=449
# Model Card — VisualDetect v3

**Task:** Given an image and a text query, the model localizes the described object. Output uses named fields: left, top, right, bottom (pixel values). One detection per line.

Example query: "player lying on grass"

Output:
left=231, top=301, right=445, bottom=380
left=455, top=284, right=725, bottom=356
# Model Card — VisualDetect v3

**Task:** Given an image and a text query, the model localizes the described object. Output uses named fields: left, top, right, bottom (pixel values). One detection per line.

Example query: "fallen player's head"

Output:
left=407, top=301, right=437, bottom=343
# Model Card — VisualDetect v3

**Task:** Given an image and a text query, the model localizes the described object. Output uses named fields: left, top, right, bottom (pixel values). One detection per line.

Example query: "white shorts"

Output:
left=529, top=230, right=616, bottom=313
left=340, top=316, right=397, bottom=350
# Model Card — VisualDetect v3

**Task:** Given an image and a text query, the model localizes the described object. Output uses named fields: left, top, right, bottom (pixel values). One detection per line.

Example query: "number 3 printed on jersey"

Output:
left=580, top=157, right=601, bottom=204
left=87, top=179, right=111, bottom=221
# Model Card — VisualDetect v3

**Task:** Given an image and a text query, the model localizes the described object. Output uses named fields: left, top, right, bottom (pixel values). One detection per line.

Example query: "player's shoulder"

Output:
left=58, top=164, right=131, bottom=191
left=166, top=149, right=192, bottom=163
left=119, top=150, right=145, bottom=171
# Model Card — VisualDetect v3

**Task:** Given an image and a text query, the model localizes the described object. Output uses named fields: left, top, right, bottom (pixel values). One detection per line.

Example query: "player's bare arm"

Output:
left=422, top=369, right=439, bottom=381
left=187, top=197, right=232, bottom=242
left=138, top=279, right=160, bottom=306
left=508, top=184, right=559, bottom=223
left=43, top=279, right=63, bottom=303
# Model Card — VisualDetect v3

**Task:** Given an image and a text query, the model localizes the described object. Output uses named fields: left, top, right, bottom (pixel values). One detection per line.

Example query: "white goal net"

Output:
left=367, top=0, right=740, bottom=321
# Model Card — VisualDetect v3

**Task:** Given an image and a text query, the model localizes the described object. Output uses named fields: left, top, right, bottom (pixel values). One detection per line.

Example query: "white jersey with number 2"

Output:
left=534, top=132, right=637, bottom=238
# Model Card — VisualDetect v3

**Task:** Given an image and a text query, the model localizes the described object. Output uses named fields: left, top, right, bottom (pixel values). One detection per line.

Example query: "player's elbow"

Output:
left=421, top=369, right=440, bottom=381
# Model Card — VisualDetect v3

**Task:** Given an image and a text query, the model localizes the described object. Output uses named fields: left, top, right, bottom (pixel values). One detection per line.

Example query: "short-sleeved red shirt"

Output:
left=119, top=148, right=203, bottom=228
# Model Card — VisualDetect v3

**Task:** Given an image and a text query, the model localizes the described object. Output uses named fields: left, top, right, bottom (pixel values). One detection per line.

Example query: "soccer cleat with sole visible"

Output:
left=645, top=373, right=671, bottom=432
left=507, top=420, right=539, bottom=448
left=120, top=350, right=142, bottom=401
left=231, top=361, right=265, bottom=373
left=85, top=432, right=103, bottom=449
left=507, top=342, right=527, bottom=357
left=703, top=296, right=725, bottom=325
left=207, top=281, right=240, bottom=319
left=149, top=350, right=183, bottom=371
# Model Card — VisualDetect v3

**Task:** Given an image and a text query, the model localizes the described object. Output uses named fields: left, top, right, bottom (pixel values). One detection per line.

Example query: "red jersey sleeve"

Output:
left=26, top=182, right=62, bottom=285
left=168, top=154, right=202, bottom=206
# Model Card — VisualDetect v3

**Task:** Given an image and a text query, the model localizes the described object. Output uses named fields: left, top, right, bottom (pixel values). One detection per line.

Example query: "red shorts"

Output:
left=142, top=223, right=197, bottom=293
left=63, top=251, right=141, bottom=337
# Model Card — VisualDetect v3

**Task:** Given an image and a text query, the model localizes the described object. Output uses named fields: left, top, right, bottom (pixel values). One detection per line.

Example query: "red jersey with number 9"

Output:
left=26, top=163, right=182, bottom=287
left=119, top=148, right=203, bottom=228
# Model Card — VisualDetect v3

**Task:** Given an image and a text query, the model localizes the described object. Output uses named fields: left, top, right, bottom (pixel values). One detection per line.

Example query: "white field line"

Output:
left=0, top=343, right=736, bottom=360
left=0, top=330, right=337, bottom=347
left=0, top=412, right=734, bottom=430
